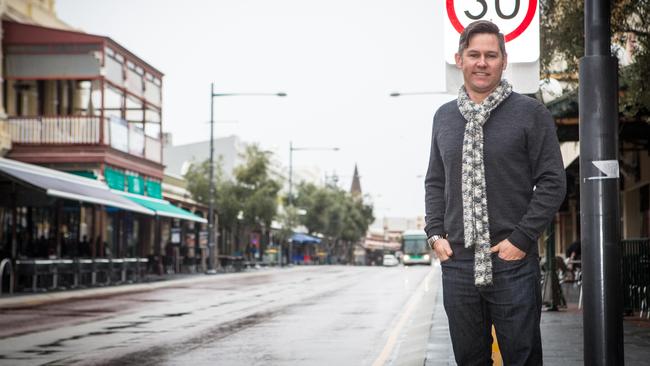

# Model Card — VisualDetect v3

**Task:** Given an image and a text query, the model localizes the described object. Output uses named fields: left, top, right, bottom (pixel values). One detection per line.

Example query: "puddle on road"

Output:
left=105, top=321, right=150, bottom=330
left=91, top=311, right=277, bottom=365
left=140, top=311, right=191, bottom=319
left=22, top=348, right=62, bottom=356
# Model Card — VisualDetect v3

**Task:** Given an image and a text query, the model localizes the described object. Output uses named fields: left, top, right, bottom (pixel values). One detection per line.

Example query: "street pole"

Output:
left=580, top=0, right=623, bottom=364
left=289, top=141, right=293, bottom=206
left=207, top=82, right=217, bottom=274
left=288, top=141, right=293, bottom=266
left=286, top=143, right=339, bottom=266
left=206, top=87, right=286, bottom=273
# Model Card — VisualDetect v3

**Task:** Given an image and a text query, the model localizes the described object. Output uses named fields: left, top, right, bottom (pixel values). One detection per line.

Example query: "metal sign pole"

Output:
left=580, top=0, right=623, bottom=364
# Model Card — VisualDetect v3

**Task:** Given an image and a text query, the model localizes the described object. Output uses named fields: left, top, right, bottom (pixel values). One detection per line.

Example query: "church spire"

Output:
left=350, top=164, right=362, bottom=199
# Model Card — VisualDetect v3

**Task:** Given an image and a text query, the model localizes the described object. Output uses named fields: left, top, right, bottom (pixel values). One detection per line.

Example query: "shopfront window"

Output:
left=105, top=209, right=118, bottom=258
left=125, top=214, right=139, bottom=257
left=0, top=207, right=13, bottom=258
left=30, top=207, right=55, bottom=258
left=61, top=203, right=80, bottom=258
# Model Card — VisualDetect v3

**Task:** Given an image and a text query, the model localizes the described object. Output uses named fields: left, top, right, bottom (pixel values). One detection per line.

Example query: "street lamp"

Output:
left=206, top=83, right=286, bottom=274
left=286, top=142, right=339, bottom=265
left=389, top=91, right=446, bottom=97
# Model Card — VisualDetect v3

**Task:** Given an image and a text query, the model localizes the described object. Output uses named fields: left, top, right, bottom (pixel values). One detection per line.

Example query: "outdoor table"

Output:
left=54, top=259, right=74, bottom=289
left=110, top=258, right=125, bottom=283
left=123, top=258, right=138, bottom=283
left=93, top=258, right=111, bottom=285
left=137, top=257, right=149, bottom=281
left=15, top=259, right=54, bottom=292
left=76, top=259, right=94, bottom=286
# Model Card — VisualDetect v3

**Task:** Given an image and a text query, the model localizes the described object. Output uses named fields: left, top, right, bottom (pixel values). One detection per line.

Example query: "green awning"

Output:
left=116, top=192, right=207, bottom=223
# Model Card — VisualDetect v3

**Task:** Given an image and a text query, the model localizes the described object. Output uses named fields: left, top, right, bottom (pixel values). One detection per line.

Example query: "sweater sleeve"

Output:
left=424, top=111, right=446, bottom=238
left=507, top=104, right=567, bottom=253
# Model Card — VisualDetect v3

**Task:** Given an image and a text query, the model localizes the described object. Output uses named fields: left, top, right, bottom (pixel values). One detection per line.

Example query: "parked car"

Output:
left=382, top=254, right=399, bottom=267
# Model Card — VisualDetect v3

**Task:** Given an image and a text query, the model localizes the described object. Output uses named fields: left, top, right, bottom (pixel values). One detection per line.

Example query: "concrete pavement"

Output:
left=424, top=276, right=650, bottom=366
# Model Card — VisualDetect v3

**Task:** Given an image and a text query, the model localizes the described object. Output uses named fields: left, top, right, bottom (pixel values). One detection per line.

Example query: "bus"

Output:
left=401, top=230, right=433, bottom=265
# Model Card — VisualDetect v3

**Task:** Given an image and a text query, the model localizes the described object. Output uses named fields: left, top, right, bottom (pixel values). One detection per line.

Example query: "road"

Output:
left=0, top=265, right=440, bottom=366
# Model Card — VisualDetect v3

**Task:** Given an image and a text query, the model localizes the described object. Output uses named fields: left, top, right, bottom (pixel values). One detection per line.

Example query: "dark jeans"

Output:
left=441, top=254, right=542, bottom=366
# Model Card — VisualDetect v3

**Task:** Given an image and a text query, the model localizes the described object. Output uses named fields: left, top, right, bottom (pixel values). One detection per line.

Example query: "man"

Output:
left=424, top=20, right=566, bottom=365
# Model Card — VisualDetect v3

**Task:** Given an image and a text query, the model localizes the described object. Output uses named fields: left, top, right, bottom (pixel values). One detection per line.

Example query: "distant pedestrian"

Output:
left=565, top=240, right=581, bottom=261
left=565, top=240, right=582, bottom=281
left=424, top=20, right=566, bottom=365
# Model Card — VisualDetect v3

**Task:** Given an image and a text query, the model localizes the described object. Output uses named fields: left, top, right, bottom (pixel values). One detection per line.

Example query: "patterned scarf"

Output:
left=457, top=79, right=512, bottom=286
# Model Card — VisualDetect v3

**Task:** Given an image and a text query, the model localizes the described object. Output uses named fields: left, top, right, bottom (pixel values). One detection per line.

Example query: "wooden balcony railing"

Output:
left=9, top=116, right=100, bottom=144
left=8, top=116, right=162, bottom=164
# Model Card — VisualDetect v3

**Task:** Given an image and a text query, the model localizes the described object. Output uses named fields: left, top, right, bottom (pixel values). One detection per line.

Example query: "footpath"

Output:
left=0, top=270, right=251, bottom=310
left=424, top=281, right=650, bottom=366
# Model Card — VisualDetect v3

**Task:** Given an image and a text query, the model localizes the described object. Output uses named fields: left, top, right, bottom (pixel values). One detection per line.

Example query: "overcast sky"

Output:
left=56, top=0, right=457, bottom=219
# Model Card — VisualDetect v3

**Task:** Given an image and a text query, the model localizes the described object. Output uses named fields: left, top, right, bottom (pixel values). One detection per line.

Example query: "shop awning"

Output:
left=0, top=158, right=154, bottom=215
left=117, top=192, right=207, bottom=223
left=291, top=233, right=322, bottom=245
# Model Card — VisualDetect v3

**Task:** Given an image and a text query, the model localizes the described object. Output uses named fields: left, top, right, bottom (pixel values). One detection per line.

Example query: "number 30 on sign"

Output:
left=444, top=0, right=539, bottom=64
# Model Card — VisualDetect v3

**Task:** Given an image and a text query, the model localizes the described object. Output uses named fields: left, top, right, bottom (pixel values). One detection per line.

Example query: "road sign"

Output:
left=444, top=0, right=540, bottom=93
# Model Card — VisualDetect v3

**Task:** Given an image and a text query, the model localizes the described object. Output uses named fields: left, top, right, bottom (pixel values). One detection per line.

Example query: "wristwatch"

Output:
left=427, top=235, right=445, bottom=250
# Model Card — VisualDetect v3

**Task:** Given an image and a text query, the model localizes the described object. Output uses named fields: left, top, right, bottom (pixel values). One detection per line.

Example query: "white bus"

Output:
left=401, top=230, right=433, bottom=265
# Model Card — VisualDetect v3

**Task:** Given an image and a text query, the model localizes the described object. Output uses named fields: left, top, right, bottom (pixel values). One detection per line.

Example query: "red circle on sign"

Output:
left=446, top=0, right=537, bottom=42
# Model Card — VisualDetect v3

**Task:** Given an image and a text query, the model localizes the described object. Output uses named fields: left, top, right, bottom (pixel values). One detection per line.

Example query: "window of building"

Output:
left=144, top=106, right=161, bottom=138
left=104, top=85, right=124, bottom=119
left=126, top=95, right=144, bottom=123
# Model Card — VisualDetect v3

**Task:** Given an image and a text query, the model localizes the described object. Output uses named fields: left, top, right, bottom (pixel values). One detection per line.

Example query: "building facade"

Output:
left=0, top=8, right=210, bottom=292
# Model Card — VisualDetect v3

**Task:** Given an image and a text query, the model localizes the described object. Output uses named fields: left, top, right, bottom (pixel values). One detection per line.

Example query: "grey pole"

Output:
left=207, top=82, right=216, bottom=274
left=580, top=0, right=623, bottom=364
left=288, top=141, right=293, bottom=266
left=205, top=89, right=285, bottom=270
left=285, top=142, right=338, bottom=266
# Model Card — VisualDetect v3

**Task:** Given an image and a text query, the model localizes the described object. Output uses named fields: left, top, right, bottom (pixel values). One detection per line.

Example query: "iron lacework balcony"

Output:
left=8, top=116, right=162, bottom=164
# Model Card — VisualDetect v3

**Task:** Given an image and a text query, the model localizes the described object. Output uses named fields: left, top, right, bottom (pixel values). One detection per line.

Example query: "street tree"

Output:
left=234, top=144, right=281, bottom=231
left=184, top=158, right=244, bottom=251
left=184, top=144, right=281, bottom=256
left=294, top=182, right=374, bottom=263
left=540, top=0, right=650, bottom=118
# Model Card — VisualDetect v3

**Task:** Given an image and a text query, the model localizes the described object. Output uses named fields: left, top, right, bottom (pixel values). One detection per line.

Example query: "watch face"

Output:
left=427, top=236, right=438, bottom=249
left=428, top=235, right=442, bottom=249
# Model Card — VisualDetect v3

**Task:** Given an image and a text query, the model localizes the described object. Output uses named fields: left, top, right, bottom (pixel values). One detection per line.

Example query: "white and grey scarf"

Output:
left=457, top=79, right=512, bottom=286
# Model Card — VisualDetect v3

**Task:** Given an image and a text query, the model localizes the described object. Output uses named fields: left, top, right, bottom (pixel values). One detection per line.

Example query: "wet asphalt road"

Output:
left=0, top=265, right=438, bottom=366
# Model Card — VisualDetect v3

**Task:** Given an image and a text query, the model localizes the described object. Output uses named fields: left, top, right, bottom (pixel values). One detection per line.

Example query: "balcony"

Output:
left=8, top=116, right=162, bottom=164
left=0, top=120, right=11, bottom=154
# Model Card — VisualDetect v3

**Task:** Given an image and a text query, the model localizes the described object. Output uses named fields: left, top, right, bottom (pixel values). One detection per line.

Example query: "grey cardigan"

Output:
left=424, top=92, right=566, bottom=259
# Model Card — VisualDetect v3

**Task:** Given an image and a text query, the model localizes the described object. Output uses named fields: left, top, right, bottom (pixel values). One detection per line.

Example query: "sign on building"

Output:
left=444, top=0, right=540, bottom=93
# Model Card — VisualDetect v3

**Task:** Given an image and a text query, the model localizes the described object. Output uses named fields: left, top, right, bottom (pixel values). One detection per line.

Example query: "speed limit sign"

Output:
left=444, top=0, right=540, bottom=93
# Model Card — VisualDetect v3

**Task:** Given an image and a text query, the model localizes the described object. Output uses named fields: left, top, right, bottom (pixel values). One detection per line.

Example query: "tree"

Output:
left=184, top=158, right=242, bottom=230
left=293, top=182, right=374, bottom=262
left=540, top=0, right=650, bottom=119
left=184, top=145, right=281, bottom=256
left=234, top=144, right=281, bottom=230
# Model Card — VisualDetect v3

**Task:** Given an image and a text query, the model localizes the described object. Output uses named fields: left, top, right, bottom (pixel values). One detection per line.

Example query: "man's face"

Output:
left=455, top=33, right=507, bottom=96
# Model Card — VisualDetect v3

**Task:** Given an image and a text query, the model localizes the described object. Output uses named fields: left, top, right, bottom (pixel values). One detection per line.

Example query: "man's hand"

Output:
left=433, top=238, right=453, bottom=262
left=490, top=239, right=526, bottom=261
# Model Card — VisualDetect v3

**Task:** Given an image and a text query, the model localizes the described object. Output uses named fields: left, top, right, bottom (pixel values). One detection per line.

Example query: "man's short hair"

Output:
left=458, top=20, right=506, bottom=56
